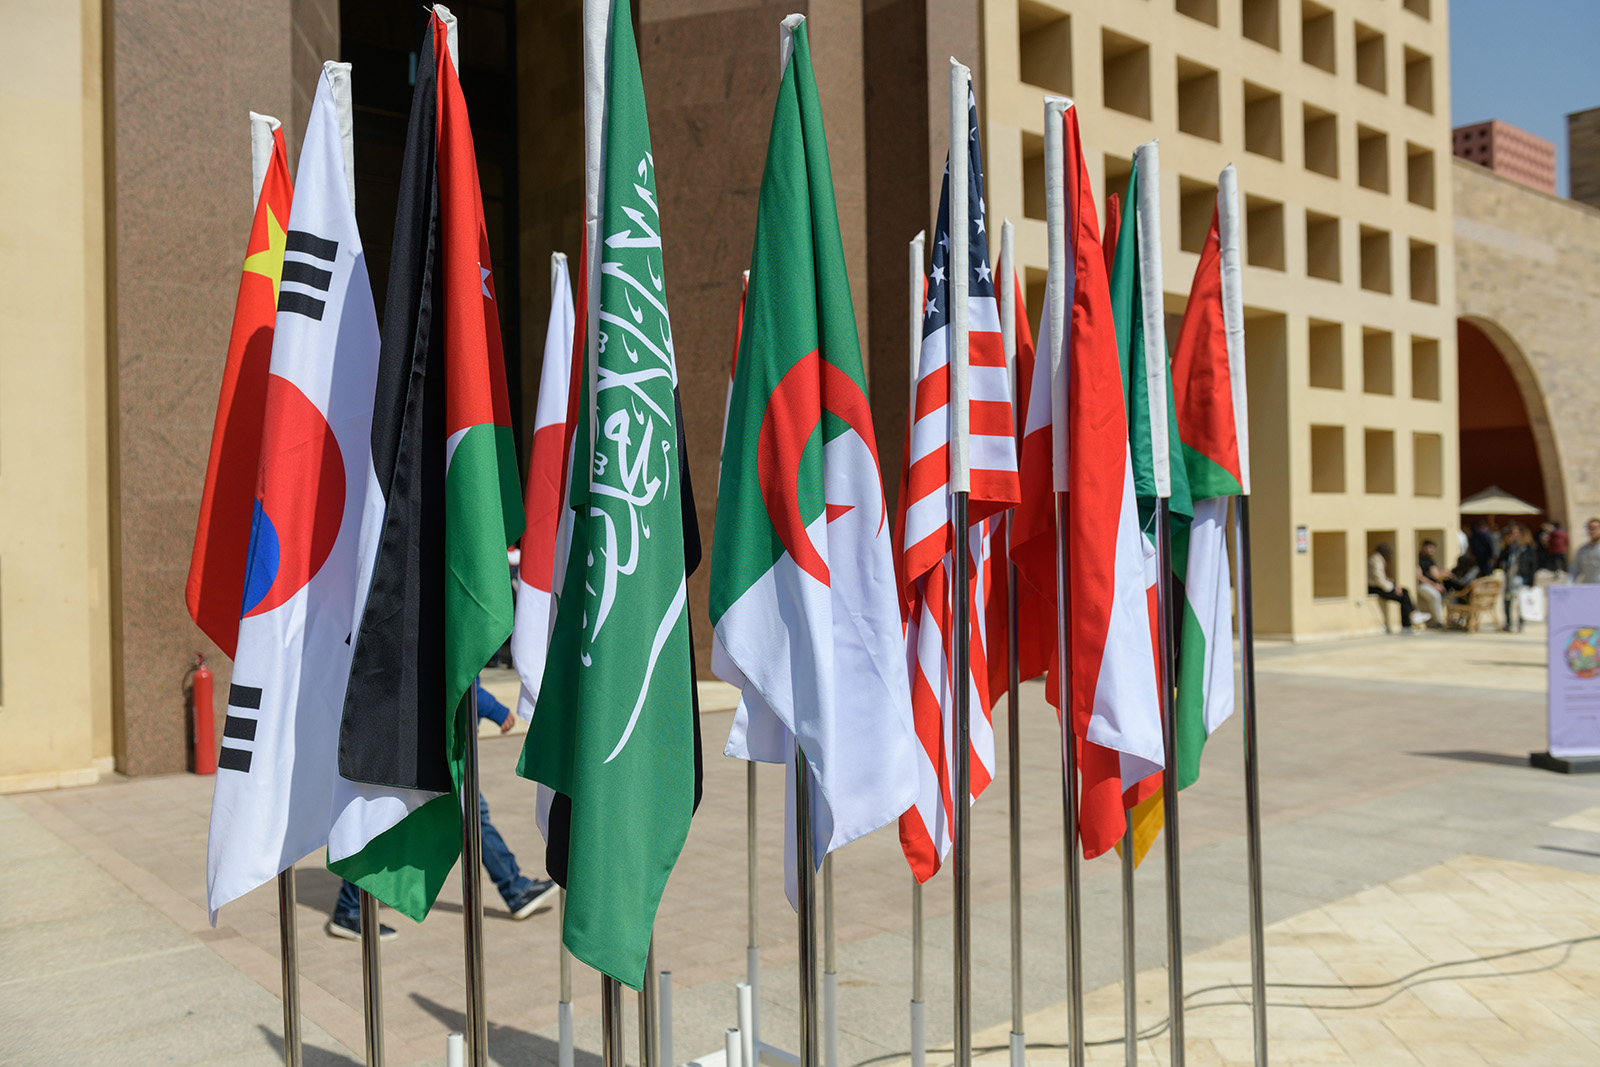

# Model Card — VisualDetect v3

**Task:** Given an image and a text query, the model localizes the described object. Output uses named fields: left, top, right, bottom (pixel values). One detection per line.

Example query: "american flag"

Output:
left=895, top=90, right=1020, bottom=882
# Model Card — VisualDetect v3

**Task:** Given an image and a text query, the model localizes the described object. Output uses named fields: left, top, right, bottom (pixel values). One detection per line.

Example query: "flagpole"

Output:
left=998, top=217, right=1026, bottom=1067
left=947, top=56, right=975, bottom=1067
left=747, top=761, right=761, bottom=1061
left=641, top=940, right=660, bottom=1067
left=1216, top=162, right=1266, bottom=1067
left=560, top=891, right=574, bottom=1067
left=1120, top=817, right=1137, bottom=1067
left=1132, top=139, right=1184, bottom=1067
left=823, top=855, right=838, bottom=1067
left=360, top=890, right=385, bottom=1067
left=276, top=870, right=303, bottom=1067
left=907, top=226, right=926, bottom=1067
left=463, top=685, right=488, bottom=1067
left=602, top=976, right=627, bottom=1067
left=795, top=743, right=821, bottom=1067
left=1043, top=95, right=1084, bottom=1067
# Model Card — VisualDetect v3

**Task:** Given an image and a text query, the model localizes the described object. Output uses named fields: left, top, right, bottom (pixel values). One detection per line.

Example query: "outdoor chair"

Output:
left=1444, top=576, right=1502, bottom=633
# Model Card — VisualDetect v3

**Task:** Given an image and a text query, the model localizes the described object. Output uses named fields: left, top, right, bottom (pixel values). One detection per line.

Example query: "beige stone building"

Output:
left=983, top=0, right=1459, bottom=637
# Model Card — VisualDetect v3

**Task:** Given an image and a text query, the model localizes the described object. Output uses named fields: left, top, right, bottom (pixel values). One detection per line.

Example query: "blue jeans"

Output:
left=334, top=794, right=534, bottom=923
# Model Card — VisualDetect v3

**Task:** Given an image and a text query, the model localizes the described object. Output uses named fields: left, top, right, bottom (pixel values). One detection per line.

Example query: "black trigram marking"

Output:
left=218, top=684, right=265, bottom=773
left=279, top=230, right=339, bottom=320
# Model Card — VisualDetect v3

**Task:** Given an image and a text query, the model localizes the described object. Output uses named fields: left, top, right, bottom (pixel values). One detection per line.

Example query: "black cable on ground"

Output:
left=845, top=932, right=1600, bottom=1064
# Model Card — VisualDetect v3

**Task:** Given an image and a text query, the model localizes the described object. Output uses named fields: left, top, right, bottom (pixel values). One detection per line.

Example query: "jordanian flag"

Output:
left=187, top=114, right=293, bottom=657
left=328, top=6, right=523, bottom=922
left=1171, top=165, right=1248, bottom=791
left=519, top=0, right=695, bottom=991
left=711, top=14, right=918, bottom=897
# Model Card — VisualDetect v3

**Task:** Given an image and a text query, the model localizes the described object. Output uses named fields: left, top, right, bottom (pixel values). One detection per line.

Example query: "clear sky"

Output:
left=1450, top=0, right=1600, bottom=196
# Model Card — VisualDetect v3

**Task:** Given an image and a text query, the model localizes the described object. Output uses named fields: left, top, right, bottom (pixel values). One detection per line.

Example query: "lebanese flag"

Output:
left=1171, top=164, right=1248, bottom=792
left=512, top=250, right=582, bottom=720
left=1055, top=104, right=1164, bottom=858
left=186, top=114, right=293, bottom=658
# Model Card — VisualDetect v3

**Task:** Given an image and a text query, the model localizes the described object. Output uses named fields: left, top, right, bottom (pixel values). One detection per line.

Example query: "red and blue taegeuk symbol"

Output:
left=240, top=374, right=346, bottom=618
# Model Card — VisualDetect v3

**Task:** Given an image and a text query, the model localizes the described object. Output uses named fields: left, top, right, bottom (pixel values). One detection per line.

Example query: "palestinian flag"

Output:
left=328, top=6, right=522, bottom=922
left=711, top=14, right=918, bottom=897
left=1171, top=164, right=1248, bottom=791
left=519, top=0, right=696, bottom=991
left=187, top=114, right=293, bottom=657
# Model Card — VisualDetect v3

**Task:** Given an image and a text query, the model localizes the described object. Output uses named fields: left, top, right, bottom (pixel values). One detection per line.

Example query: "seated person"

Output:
left=1416, top=540, right=1447, bottom=626
left=1368, top=543, right=1429, bottom=631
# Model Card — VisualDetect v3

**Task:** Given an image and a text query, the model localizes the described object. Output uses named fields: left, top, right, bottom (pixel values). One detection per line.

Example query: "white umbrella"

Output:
left=1459, top=485, right=1541, bottom=516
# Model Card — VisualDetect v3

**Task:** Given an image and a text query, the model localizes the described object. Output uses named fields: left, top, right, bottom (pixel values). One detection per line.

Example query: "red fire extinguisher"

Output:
left=188, top=653, right=217, bottom=776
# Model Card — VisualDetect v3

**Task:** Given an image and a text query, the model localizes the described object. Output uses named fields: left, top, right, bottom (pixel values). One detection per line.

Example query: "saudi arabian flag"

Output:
left=710, top=14, right=918, bottom=900
left=1170, top=165, right=1248, bottom=790
left=519, top=0, right=695, bottom=992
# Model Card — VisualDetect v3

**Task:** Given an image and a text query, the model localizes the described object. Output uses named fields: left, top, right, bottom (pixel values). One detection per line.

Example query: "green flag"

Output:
left=518, top=0, right=695, bottom=992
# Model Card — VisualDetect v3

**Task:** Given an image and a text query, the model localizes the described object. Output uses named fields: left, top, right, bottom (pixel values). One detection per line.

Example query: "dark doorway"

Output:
left=1457, top=319, right=1547, bottom=518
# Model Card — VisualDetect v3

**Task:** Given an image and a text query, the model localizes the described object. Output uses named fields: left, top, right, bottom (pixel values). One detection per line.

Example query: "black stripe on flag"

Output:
left=217, top=747, right=253, bottom=773
left=228, top=684, right=263, bottom=710
left=282, top=260, right=333, bottom=291
left=286, top=230, right=338, bottom=261
left=222, top=715, right=258, bottom=741
left=278, top=291, right=326, bottom=320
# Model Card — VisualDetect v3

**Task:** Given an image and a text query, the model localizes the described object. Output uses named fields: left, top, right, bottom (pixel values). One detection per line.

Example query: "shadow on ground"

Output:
left=1412, top=749, right=1530, bottom=767
left=413, top=994, right=601, bottom=1067
left=259, top=1025, right=362, bottom=1067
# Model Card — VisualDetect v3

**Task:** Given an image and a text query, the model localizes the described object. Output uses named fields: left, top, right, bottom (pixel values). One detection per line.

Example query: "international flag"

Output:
left=519, top=0, right=696, bottom=990
left=329, top=7, right=523, bottom=922
left=1171, top=165, right=1248, bottom=791
left=204, top=66, right=380, bottom=920
left=711, top=13, right=919, bottom=907
left=1053, top=104, right=1164, bottom=864
left=511, top=251, right=582, bottom=721
left=187, top=114, right=294, bottom=658
left=895, top=86, right=1020, bottom=882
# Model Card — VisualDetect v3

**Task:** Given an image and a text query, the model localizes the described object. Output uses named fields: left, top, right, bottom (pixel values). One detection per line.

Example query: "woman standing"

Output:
left=1498, top=523, right=1536, bottom=632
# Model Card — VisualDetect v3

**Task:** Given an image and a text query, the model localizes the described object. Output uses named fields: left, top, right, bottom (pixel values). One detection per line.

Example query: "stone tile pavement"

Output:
left=6, top=629, right=1600, bottom=1065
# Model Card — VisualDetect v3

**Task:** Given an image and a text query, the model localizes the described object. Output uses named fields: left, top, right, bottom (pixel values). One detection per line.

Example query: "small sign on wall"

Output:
left=1295, top=526, right=1309, bottom=554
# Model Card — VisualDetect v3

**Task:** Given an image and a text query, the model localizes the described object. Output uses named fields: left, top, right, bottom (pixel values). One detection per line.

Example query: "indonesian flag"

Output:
left=1171, top=164, right=1248, bottom=791
left=711, top=14, right=919, bottom=903
left=186, top=114, right=293, bottom=658
left=512, top=251, right=581, bottom=721
left=895, top=87, right=1020, bottom=883
left=1054, top=104, right=1164, bottom=859
left=205, top=66, right=381, bottom=920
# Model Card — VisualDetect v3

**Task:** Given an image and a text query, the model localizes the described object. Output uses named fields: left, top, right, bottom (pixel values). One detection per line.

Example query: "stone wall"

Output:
left=1453, top=157, right=1600, bottom=527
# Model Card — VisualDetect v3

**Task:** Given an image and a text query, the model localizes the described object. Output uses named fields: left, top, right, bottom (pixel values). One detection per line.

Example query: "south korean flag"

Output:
left=205, top=61, right=380, bottom=922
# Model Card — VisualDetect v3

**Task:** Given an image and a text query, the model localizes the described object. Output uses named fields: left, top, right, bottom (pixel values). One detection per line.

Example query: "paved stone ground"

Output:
left=5, top=628, right=1599, bottom=1066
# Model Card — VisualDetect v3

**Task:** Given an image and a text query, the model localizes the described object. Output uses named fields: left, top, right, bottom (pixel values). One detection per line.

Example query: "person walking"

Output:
left=327, top=679, right=557, bottom=940
left=1548, top=522, right=1570, bottom=575
left=1573, top=518, right=1600, bottom=585
left=1369, top=542, right=1429, bottom=632
left=1497, top=524, right=1536, bottom=632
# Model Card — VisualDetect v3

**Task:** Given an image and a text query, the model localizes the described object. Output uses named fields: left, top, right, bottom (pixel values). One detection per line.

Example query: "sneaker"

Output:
left=327, top=913, right=398, bottom=942
left=1412, top=612, right=1432, bottom=627
left=507, top=879, right=559, bottom=920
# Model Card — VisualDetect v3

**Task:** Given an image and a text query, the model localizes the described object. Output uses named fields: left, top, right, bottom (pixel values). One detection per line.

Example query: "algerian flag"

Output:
left=205, top=65, right=380, bottom=921
left=710, top=14, right=918, bottom=899
left=329, top=6, right=523, bottom=921
left=518, top=0, right=695, bottom=992
left=1171, top=164, right=1248, bottom=790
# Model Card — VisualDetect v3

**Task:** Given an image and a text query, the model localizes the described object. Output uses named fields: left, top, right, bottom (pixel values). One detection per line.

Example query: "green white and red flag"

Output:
left=711, top=14, right=918, bottom=899
left=1171, top=164, right=1248, bottom=790
left=328, top=6, right=523, bottom=921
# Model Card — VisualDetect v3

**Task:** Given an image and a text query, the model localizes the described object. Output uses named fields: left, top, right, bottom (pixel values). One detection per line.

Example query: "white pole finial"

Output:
left=948, top=58, right=972, bottom=493
left=248, top=112, right=281, bottom=210
left=1000, top=219, right=1016, bottom=403
left=434, top=5, right=460, bottom=70
left=1133, top=140, right=1169, bottom=499
left=781, top=13, right=805, bottom=73
left=322, top=62, right=357, bottom=211
left=910, top=231, right=926, bottom=399
left=1043, top=97, right=1070, bottom=493
left=1216, top=164, right=1250, bottom=495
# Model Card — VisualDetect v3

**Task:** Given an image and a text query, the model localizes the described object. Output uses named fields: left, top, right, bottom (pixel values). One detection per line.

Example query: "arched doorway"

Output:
left=1456, top=316, right=1566, bottom=523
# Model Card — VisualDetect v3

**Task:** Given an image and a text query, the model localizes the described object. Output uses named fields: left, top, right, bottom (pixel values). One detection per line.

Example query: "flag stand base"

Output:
left=1530, top=751, right=1600, bottom=774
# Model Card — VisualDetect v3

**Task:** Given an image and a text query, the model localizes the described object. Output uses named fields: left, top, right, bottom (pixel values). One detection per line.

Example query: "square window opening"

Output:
left=1019, top=2, right=1073, bottom=96
left=1246, top=195, right=1286, bottom=271
left=1310, top=424, right=1346, bottom=493
left=1243, top=0, right=1280, bottom=49
left=1411, top=336, right=1440, bottom=400
left=1414, top=433, right=1444, bottom=497
left=1308, top=318, right=1343, bottom=388
left=1244, top=82, right=1283, bottom=159
left=1355, top=22, right=1386, bottom=93
left=1304, top=104, right=1338, bottom=177
left=1410, top=239, right=1438, bottom=304
left=1180, top=176, right=1218, bottom=253
left=1364, top=429, right=1397, bottom=494
left=1407, top=143, right=1435, bottom=208
left=1305, top=211, right=1341, bottom=281
left=1103, top=30, right=1153, bottom=119
left=1362, top=328, right=1394, bottom=395
left=1177, top=0, right=1219, bottom=26
left=1301, top=1, right=1335, bottom=73
left=1022, top=132, right=1045, bottom=221
left=1360, top=226, right=1391, bottom=293
left=1405, top=48, right=1433, bottom=113
left=1312, top=530, right=1349, bottom=599
left=1357, top=125, right=1389, bottom=192
left=1178, top=58, right=1222, bottom=141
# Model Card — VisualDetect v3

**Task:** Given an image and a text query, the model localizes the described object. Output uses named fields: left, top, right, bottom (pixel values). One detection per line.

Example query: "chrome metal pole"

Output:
left=1156, top=498, right=1184, bottom=1067
left=910, top=878, right=925, bottom=1067
left=277, top=869, right=303, bottom=1067
left=795, top=744, right=820, bottom=1067
left=463, top=685, right=488, bottom=1067
left=952, top=494, right=973, bottom=1067
left=641, top=941, right=660, bottom=1067
left=602, top=976, right=626, bottom=1067
left=560, top=891, right=574, bottom=1067
left=1000, top=217, right=1026, bottom=1067
left=1236, top=497, right=1268, bottom=1066
left=360, top=890, right=385, bottom=1067
left=1054, top=493, right=1083, bottom=1067
left=747, top=761, right=761, bottom=1059
left=1120, top=817, right=1137, bottom=1067
left=823, top=854, right=838, bottom=1067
